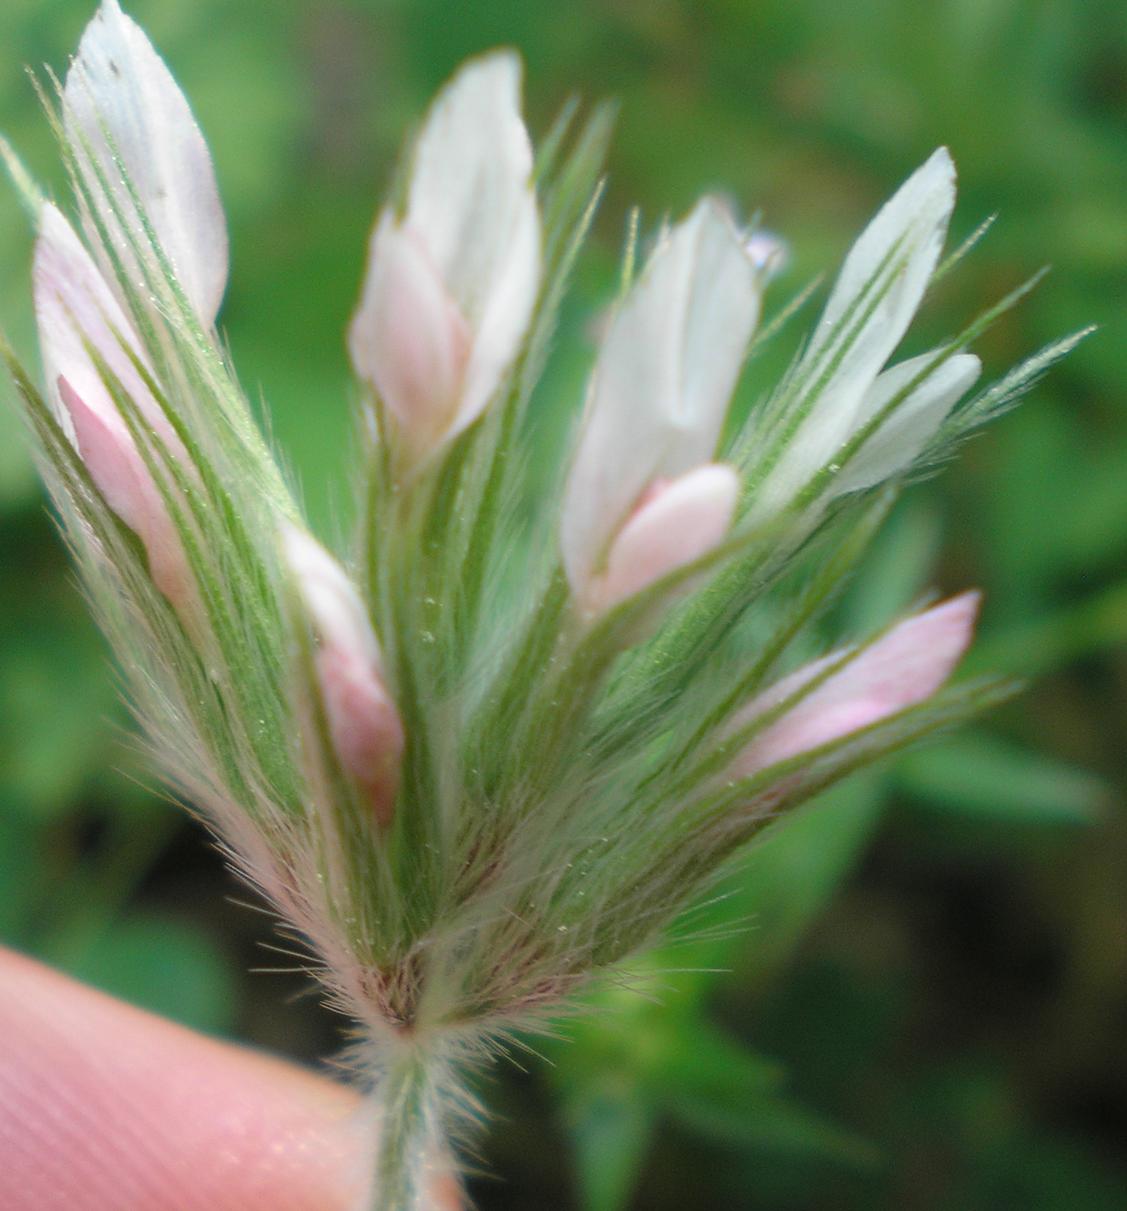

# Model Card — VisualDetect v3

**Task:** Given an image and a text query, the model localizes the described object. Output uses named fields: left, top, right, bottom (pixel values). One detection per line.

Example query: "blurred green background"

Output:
left=2, top=1, right=1126, bottom=1207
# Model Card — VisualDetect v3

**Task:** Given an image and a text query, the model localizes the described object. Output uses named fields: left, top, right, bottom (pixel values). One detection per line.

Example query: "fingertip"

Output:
left=0, top=946, right=365, bottom=1210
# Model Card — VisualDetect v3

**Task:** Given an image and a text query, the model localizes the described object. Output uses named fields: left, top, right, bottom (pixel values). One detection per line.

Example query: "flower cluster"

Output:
left=3, top=3, right=1085, bottom=1207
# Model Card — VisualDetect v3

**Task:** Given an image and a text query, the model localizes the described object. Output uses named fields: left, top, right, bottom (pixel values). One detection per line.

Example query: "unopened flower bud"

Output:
left=63, top=0, right=228, bottom=325
left=830, top=351, right=981, bottom=495
left=349, top=52, right=540, bottom=463
left=34, top=203, right=195, bottom=614
left=283, top=526, right=404, bottom=827
left=751, top=149, right=962, bottom=518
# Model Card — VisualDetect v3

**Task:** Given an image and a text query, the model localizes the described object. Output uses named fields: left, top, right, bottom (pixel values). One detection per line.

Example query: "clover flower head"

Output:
left=2, top=4, right=1088, bottom=1206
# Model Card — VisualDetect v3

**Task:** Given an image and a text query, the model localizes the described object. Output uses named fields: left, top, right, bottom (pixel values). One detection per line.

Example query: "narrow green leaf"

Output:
left=567, top=1089, right=657, bottom=1211
left=896, top=732, right=1104, bottom=825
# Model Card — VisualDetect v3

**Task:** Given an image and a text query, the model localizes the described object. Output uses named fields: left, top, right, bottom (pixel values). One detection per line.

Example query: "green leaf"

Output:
left=646, top=1022, right=785, bottom=1103
left=61, top=912, right=240, bottom=1036
left=723, top=772, right=887, bottom=995
left=667, top=1087, right=877, bottom=1169
left=895, top=732, right=1104, bottom=825
left=0, top=609, right=120, bottom=819
left=567, top=1087, right=657, bottom=1211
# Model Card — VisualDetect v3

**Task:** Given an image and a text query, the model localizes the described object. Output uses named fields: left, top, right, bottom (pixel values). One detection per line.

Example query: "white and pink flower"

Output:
left=349, top=53, right=541, bottom=463
left=561, top=199, right=761, bottom=616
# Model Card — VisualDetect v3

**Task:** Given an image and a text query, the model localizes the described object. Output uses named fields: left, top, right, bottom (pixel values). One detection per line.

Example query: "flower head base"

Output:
left=3, top=4, right=1086, bottom=1205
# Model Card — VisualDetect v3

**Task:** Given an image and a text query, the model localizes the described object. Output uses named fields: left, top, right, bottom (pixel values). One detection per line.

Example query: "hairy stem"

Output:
left=364, top=1043, right=453, bottom=1211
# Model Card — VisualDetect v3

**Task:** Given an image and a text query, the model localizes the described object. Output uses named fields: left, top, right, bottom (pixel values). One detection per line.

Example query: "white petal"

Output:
left=809, top=148, right=955, bottom=401
left=283, top=525, right=404, bottom=824
left=753, top=150, right=955, bottom=515
left=452, top=187, right=540, bottom=439
left=64, top=0, right=228, bottom=324
left=674, top=201, right=764, bottom=434
left=586, top=463, right=739, bottom=614
left=729, top=592, right=979, bottom=779
left=34, top=203, right=184, bottom=460
left=348, top=217, right=472, bottom=451
left=406, top=51, right=536, bottom=321
left=833, top=351, right=981, bottom=494
left=562, top=200, right=760, bottom=594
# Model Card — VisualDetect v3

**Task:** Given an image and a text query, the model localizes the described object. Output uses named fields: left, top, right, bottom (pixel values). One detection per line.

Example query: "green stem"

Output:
left=366, top=1044, right=449, bottom=1211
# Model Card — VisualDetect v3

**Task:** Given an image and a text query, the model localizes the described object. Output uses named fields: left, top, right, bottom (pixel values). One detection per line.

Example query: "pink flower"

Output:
left=581, top=464, right=740, bottom=616
left=32, top=0, right=232, bottom=615
left=58, top=378, right=193, bottom=608
left=729, top=592, right=980, bottom=780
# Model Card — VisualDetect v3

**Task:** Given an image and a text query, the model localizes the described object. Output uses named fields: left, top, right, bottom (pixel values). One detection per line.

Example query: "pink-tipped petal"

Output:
left=35, top=206, right=197, bottom=615
left=348, top=219, right=472, bottom=453
left=64, top=0, right=228, bottom=324
left=587, top=463, right=740, bottom=615
left=60, top=378, right=192, bottom=611
left=283, top=527, right=404, bottom=825
left=730, top=592, right=980, bottom=779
